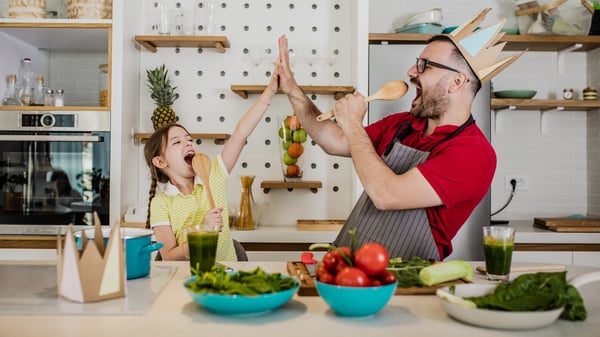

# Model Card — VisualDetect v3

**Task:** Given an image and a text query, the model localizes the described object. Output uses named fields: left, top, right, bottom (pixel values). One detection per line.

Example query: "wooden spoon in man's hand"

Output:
left=191, top=153, right=216, bottom=209
left=316, top=80, right=409, bottom=121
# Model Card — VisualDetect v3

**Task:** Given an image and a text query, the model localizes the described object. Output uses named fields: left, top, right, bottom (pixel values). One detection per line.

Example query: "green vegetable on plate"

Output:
left=185, top=266, right=298, bottom=296
left=465, top=271, right=586, bottom=321
left=419, top=260, right=473, bottom=286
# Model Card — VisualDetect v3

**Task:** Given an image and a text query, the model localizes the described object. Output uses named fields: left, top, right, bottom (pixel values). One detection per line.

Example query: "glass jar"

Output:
left=99, top=64, right=108, bottom=106
left=54, top=89, right=64, bottom=106
left=44, top=89, right=54, bottom=106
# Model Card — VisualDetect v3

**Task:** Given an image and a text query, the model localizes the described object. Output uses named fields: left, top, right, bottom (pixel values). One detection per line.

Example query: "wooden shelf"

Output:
left=133, top=132, right=230, bottom=145
left=134, top=35, right=230, bottom=53
left=230, top=85, right=354, bottom=100
left=0, top=106, right=110, bottom=111
left=369, top=33, right=600, bottom=52
left=260, top=180, right=322, bottom=193
left=0, top=21, right=110, bottom=52
left=491, top=99, right=600, bottom=111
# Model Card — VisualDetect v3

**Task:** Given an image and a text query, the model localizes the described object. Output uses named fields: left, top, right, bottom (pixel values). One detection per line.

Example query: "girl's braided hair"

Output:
left=143, top=123, right=189, bottom=228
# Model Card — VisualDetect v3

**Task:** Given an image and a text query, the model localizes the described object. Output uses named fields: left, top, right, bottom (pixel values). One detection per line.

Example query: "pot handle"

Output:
left=140, top=242, right=164, bottom=254
left=569, top=271, right=600, bottom=289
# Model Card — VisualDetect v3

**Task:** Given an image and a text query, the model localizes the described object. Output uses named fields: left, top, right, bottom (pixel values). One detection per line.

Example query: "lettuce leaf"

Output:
left=466, top=271, right=586, bottom=321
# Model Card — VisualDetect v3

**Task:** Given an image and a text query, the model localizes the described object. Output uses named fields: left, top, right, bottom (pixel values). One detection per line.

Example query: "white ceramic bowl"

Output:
left=402, top=8, right=443, bottom=27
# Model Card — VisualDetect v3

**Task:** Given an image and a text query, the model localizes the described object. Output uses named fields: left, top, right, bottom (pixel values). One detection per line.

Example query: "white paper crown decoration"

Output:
left=57, top=223, right=126, bottom=303
left=445, top=8, right=525, bottom=83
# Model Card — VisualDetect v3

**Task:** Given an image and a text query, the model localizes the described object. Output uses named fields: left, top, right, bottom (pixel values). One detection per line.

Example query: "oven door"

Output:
left=0, top=131, right=110, bottom=227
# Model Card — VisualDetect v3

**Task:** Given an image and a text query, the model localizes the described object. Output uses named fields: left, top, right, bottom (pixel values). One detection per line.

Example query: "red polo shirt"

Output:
left=365, top=112, right=496, bottom=259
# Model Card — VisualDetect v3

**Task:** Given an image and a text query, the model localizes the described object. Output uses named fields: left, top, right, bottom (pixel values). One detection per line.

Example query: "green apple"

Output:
left=281, top=139, right=292, bottom=150
left=292, top=128, right=307, bottom=143
left=283, top=152, right=298, bottom=165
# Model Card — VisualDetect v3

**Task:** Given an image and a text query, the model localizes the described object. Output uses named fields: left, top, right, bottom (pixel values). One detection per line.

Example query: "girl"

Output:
left=144, top=67, right=279, bottom=262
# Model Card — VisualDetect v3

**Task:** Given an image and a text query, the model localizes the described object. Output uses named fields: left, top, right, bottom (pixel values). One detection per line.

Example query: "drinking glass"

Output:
left=483, top=226, right=515, bottom=282
left=187, top=224, right=220, bottom=274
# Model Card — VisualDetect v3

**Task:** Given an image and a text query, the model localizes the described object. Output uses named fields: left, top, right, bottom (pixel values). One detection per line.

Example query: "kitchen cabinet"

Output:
left=369, top=33, right=600, bottom=111
left=0, top=20, right=112, bottom=110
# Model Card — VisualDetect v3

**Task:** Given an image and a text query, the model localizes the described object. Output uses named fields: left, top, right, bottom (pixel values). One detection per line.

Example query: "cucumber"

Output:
left=419, top=260, right=473, bottom=286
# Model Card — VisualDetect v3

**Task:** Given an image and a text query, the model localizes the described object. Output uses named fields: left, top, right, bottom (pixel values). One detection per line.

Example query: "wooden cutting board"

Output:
left=296, top=219, right=345, bottom=231
left=286, top=261, right=468, bottom=296
left=533, top=217, right=600, bottom=232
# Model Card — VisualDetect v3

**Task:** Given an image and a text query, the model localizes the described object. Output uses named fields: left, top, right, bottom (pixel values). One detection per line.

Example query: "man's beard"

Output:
left=410, top=80, right=448, bottom=120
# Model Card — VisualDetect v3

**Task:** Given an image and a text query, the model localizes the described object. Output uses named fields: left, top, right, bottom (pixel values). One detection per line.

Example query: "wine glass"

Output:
left=242, top=46, right=263, bottom=82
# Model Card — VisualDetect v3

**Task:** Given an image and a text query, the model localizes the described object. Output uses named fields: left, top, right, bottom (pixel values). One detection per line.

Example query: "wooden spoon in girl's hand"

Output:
left=191, top=153, right=216, bottom=209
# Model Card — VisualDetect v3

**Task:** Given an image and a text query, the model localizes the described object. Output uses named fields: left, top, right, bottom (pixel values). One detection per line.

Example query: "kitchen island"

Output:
left=0, top=260, right=599, bottom=337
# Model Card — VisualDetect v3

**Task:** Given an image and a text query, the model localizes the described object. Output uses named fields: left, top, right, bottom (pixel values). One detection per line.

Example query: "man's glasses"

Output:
left=415, top=58, right=461, bottom=74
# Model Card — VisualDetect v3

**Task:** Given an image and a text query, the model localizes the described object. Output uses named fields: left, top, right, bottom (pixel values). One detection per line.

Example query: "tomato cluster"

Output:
left=316, top=243, right=397, bottom=287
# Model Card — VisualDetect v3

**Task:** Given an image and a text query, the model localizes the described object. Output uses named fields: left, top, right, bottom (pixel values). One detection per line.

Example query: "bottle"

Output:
left=18, top=57, right=35, bottom=106
left=54, top=89, right=64, bottom=106
left=99, top=64, right=108, bottom=106
left=33, top=75, right=45, bottom=106
left=2, top=74, right=23, bottom=106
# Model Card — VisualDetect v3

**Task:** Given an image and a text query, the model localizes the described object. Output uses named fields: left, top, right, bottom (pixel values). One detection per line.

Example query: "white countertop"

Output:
left=230, top=220, right=600, bottom=245
left=0, top=260, right=599, bottom=337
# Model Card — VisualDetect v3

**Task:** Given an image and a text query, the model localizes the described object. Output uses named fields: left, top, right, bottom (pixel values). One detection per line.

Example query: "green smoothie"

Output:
left=483, top=236, right=514, bottom=277
left=188, top=231, right=219, bottom=273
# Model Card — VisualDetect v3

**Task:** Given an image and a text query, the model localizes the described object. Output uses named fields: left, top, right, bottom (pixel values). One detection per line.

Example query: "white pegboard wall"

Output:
left=137, top=0, right=356, bottom=226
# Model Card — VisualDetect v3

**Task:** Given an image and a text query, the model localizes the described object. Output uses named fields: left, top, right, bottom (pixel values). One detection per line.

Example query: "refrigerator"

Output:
left=368, top=44, right=491, bottom=260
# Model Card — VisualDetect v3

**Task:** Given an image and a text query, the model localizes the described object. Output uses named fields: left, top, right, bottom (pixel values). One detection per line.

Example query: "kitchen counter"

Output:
left=229, top=220, right=600, bottom=246
left=1, top=220, right=599, bottom=253
left=0, top=260, right=599, bottom=337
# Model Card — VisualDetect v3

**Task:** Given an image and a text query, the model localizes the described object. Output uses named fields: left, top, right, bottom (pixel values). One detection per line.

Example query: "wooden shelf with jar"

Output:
left=133, top=132, right=230, bottom=145
left=260, top=180, right=322, bottom=194
left=230, top=85, right=354, bottom=100
left=134, top=35, right=230, bottom=53
left=491, top=98, right=600, bottom=111
left=368, top=33, right=600, bottom=52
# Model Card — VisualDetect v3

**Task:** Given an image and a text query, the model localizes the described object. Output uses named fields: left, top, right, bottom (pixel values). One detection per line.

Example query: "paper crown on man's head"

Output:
left=441, top=8, right=524, bottom=83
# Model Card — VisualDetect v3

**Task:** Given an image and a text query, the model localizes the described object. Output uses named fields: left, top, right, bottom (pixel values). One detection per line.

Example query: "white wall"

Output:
left=369, top=0, right=596, bottom=221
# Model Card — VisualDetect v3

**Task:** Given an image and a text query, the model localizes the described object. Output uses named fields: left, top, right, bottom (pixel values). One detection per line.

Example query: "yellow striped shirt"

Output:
left=150, top=155, right=236, bottom=261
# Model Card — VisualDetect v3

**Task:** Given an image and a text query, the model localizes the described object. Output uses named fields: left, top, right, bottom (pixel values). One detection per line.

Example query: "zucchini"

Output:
left=419, top=260, right=473, bottom=286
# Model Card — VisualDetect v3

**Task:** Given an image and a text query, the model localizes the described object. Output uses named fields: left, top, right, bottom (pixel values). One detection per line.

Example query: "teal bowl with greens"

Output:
left=184, top=274, right=300, bottom=315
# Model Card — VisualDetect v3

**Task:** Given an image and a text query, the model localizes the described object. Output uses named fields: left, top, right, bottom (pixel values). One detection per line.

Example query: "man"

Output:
left=275, top=9, right=523, bottom=260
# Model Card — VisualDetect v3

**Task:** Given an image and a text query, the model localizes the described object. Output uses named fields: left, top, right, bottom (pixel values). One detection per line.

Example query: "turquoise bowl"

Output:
left=184, top=275, right=300, bottom=316
left=315, top=280, right=397, bottom=317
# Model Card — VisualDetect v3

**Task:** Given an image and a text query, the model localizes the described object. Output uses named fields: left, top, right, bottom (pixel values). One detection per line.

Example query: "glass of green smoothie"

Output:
left=187, top=224, right=220, bottom=274
left=483, top=226, right=515, bottom=282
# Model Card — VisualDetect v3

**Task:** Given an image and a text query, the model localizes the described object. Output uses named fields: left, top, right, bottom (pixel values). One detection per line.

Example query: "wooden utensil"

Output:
left=316, top=80, right=409, bottom=122
left=191, top=153, right=216, bottom=209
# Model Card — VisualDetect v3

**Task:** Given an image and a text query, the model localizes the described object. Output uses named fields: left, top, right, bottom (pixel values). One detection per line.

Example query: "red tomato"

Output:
left=318, top=272, right=335, bottom=284
left=354, top=242, right=389, bottom=277
left=369, top=278, right=383, bottom=287
left=334, top=267, right=369, bottom=287
left=379, top=270, right=397, bottom=285
left=322, top=251, right=339, bottom=273
left=322, top=246, right=352, bottom=274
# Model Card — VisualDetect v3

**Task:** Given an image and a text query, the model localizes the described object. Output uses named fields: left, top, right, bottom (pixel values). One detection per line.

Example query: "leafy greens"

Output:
left=466, top=271, right=586, bottom=321
left=185, top=266, right=298, bottom=296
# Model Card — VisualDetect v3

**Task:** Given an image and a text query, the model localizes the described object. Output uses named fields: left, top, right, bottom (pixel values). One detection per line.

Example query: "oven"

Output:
left=0, top=110, right=110, bottom=231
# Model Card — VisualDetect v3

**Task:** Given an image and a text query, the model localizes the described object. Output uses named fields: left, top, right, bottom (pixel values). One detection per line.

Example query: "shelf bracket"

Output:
left=215, top=41, right=226, bottom=53
left=557, top=43, right=583, bottom=75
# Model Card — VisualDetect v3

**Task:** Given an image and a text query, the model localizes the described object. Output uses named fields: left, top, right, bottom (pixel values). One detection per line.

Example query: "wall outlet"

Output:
left=505, top=174, right=530, bottom=191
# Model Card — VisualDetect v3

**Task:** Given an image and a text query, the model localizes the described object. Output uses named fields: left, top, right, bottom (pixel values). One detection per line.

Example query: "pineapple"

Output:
left=146, top=64, right=178, bottom=130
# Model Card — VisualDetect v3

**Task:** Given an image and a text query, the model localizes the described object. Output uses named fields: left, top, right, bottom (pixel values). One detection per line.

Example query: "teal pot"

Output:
left=75, top=228, right=163, bottom=279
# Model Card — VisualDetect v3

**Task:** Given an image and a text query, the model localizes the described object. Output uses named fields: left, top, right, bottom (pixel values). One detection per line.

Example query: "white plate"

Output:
left=436, top=284, right=563, bottom=330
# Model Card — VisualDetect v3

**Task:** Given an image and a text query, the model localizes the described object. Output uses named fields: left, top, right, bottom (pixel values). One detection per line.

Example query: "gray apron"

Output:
left=334, top=116, right=474, bottom=260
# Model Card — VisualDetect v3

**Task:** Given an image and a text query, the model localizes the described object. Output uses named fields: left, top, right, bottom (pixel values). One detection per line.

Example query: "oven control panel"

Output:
left=21, top=113, right=76, bottom=128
